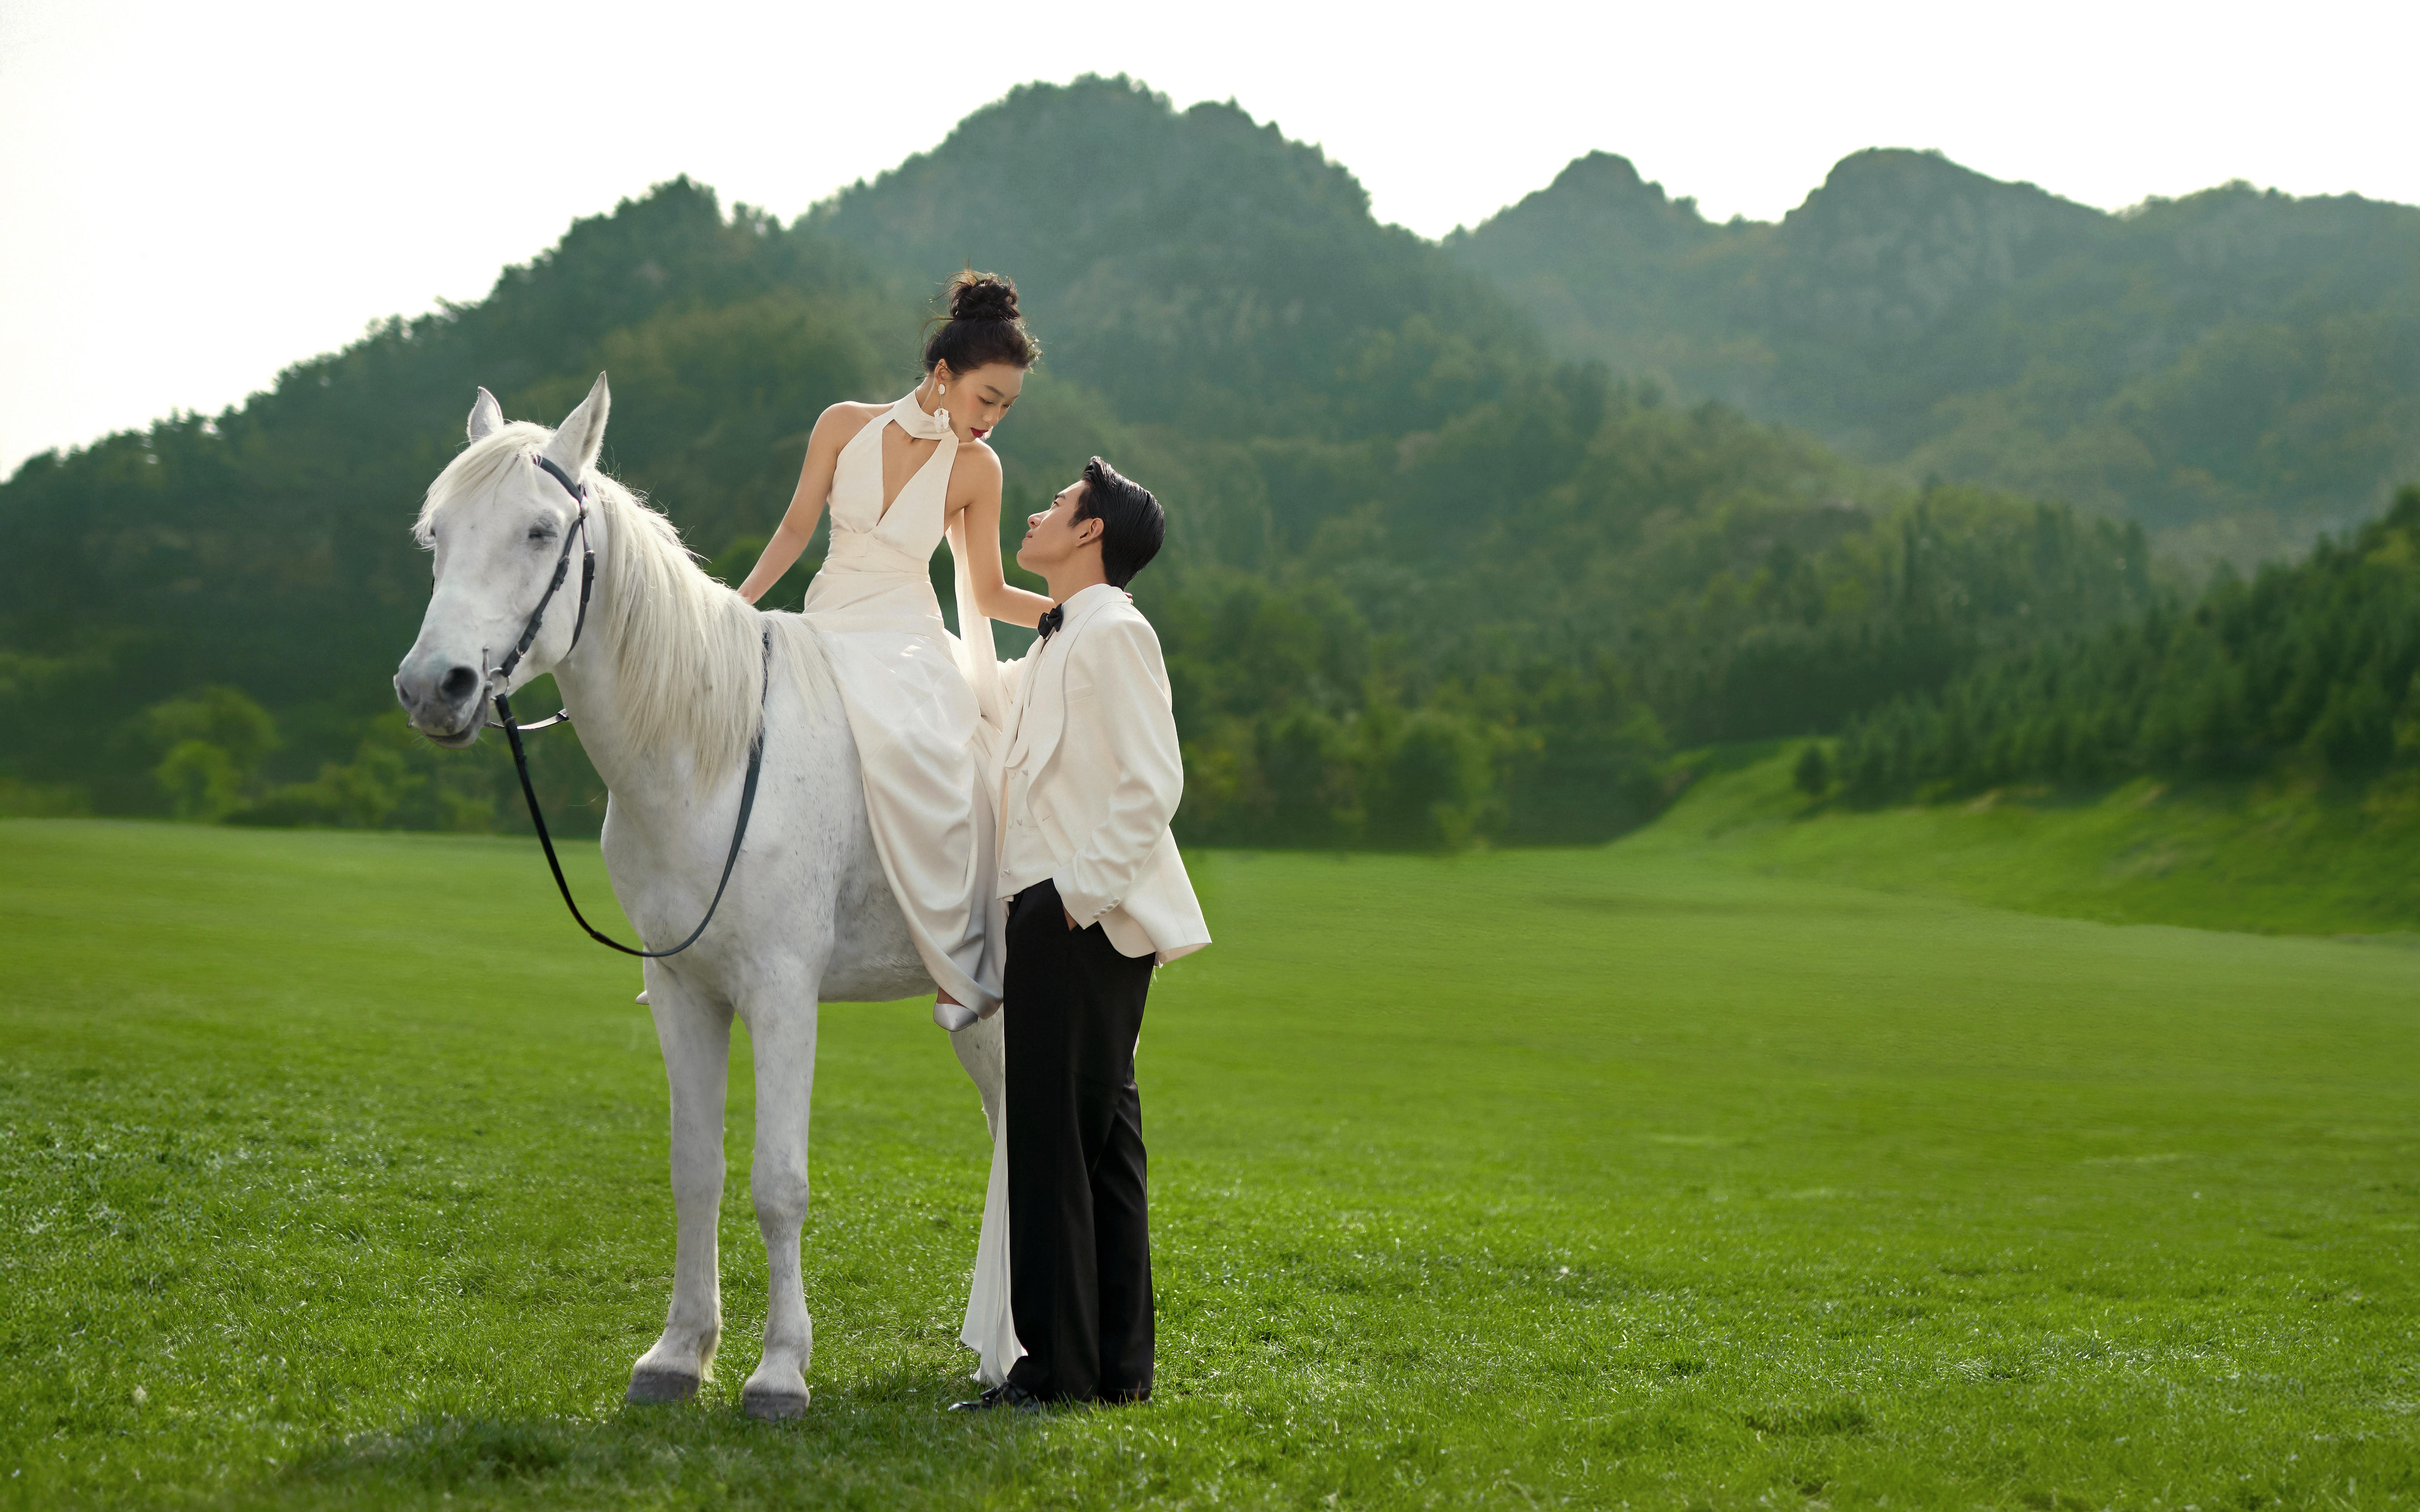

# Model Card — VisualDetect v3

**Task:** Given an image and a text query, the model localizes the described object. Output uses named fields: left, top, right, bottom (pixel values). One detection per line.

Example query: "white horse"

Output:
left=393, top=374, right=1003, bottom=1420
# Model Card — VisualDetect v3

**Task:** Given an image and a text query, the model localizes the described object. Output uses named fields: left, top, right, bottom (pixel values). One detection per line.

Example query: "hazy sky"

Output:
left=5, top=0, right=2415, bottom=475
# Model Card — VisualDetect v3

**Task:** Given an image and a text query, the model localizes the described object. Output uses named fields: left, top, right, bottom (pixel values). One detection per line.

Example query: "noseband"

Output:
left=485, top=452, right=770, bottom=961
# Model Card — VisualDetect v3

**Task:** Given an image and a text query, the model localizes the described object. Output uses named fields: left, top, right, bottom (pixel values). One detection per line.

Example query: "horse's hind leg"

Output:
left=628, top=972, right=733, bottom=1405
left=739, top=991, right=819, bottom=1421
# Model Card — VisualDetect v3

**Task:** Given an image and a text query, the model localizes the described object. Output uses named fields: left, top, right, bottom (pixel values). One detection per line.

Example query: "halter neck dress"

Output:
left=799, top=391, right=1023, bottom=1388
left=800, top=392, right=1008, bottom=1016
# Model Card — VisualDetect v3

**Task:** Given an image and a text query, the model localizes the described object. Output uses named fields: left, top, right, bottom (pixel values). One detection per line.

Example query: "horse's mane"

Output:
left=418, top=422, right=777, bottom=789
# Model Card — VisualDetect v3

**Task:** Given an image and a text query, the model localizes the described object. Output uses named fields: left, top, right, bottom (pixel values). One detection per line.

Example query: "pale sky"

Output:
left=4, top=0, right=2415, bottom=476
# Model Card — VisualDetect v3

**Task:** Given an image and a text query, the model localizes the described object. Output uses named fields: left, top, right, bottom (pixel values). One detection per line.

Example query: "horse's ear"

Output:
left=467, top=387, right=504, bottom=443
left=542, top=373, right=611, bottom=482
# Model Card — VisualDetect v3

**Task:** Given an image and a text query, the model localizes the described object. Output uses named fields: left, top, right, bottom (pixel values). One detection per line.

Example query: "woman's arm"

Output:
left=736, top=405, right=863, bottom=604
left=954, top=447, right=1055, bottom=628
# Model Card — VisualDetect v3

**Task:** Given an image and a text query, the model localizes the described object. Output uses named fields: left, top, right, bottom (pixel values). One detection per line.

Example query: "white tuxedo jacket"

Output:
left=997, top=585, right=1210, bottom=965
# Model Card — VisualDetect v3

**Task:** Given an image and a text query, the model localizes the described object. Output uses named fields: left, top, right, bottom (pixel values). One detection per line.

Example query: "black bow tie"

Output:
left=1037, top=604, right=1065, bottom=642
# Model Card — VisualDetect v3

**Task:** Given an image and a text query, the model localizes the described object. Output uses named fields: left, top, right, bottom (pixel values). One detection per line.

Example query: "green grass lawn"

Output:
left=2, top=816, right=2416, bottom=1509
left=1658, top=745, right=2420, bottom=939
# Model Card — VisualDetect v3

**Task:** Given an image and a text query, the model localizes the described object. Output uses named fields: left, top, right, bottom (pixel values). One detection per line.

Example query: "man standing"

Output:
left=954, top=457, right=1209, bottom=1411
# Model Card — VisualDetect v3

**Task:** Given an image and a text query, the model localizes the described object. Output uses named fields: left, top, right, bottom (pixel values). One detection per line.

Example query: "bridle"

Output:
left=483, top=452, right=769, bottom=960
left=481, top=453, right=595, bottom=734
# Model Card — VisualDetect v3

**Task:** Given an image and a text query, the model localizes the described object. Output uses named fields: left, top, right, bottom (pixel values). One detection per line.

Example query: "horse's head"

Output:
left=395, top=375, right=610, bottom=747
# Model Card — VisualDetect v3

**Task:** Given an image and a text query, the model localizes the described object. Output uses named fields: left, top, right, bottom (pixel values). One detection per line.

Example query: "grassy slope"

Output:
left=0, top=818, right=2416, bottom=1510
left=1647, top=746, right=2420, bottom=938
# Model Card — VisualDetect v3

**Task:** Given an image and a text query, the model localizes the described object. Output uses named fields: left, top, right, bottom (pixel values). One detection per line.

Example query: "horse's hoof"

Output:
left=626, top=1366, right=700, bottom=1405
left=741, top=1383, right=809, bottom=1422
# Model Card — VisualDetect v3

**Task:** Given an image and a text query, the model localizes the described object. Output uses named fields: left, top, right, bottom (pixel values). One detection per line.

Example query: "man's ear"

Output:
left=1073, top=514, right=1105, bottom=549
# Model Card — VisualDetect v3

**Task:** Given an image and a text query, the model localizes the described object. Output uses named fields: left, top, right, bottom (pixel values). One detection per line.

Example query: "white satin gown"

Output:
left=795, top=390, right=1022, bottom=1384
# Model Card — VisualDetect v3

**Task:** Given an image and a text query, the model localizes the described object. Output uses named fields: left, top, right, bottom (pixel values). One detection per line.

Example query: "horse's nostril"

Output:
left=439, top=665, right=481, bottom=702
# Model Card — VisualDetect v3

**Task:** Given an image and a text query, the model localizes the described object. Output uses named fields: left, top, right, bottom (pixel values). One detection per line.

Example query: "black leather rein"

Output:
left=489, top=453, right=771, bottom=959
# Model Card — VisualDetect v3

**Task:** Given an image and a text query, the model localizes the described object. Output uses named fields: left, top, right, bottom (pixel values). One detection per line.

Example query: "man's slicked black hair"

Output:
left=1076, top=456, right=1164, bottom=588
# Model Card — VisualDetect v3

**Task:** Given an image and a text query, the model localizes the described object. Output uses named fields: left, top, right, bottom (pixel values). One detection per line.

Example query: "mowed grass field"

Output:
left=1648, top=747, right=2420, bottom=940
left=1, top=816, right=2416, bottom=1510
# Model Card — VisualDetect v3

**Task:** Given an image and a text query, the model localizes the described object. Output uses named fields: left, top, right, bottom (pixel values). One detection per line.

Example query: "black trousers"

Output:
left=1002, top=879, right=1155, bottom=1402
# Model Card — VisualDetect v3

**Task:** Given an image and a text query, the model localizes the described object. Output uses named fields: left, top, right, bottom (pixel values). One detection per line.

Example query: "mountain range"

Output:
left=3, top=74, right=2404, bottom=847
left=1451, top=147, right=2420, bottom=568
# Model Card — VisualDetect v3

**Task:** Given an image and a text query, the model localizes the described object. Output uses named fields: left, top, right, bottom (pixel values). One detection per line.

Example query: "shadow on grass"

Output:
left=273, top=1372, right=1041, bottom=1509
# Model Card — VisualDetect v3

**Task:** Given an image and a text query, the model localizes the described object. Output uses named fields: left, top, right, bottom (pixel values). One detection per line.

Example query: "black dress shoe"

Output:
left=949, top=1383, right=1043, bottom=1414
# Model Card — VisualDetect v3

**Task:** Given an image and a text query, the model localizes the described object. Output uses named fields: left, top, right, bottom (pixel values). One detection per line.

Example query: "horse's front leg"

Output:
left=739, top=987, right=819, bottom=1421
left=628, top=968, right=732, bottom=1405
left=949, top=1011, right=1005, bottom=1141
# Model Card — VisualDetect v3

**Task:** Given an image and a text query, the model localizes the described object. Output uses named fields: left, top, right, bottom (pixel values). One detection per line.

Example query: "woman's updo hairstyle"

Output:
left=923, top=269, right=1040, bottom=376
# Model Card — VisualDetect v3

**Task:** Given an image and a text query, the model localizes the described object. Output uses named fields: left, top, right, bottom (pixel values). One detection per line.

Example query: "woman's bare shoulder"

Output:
left=813, top=401, right=888, bottom=447
left=951, top=438, right=1004, bottom=490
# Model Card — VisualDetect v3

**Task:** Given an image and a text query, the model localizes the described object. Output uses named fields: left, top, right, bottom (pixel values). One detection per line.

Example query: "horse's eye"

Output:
left=528, top=525, right=556, bottom=544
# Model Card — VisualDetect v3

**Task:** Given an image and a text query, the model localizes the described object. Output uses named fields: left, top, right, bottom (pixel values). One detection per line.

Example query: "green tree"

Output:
left=1838, top=485, right=2420, bottom=805
left=143, top=686, right=279, bottom=820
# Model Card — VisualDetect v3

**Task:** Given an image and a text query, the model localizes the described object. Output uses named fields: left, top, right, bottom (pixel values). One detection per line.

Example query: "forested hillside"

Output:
left=1833, top=484, right=2420, bottom=815
left=0, top=180, right=903, bottom=830
left=1453, top=149, right=2420, bottom=569
left=812, top=79, right=2154, bottom=845
left=0, top=78, right=2185, bottom=847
